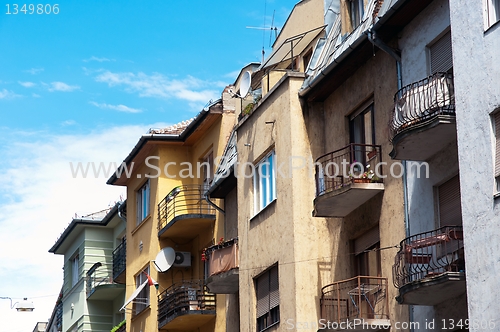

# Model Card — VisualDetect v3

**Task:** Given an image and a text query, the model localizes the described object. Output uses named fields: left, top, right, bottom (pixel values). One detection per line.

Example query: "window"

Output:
left=136, top=180, right=150, bottom=225
left=484, top=0, right=500, bottom=29
left=429, top=30, right=453, bottom=75
left=133, top=266, right=150, bottom=315
left=494, top=112, right=500, bottom=193
left=353, top=226, right=381, bottom=277
left=256, top=265, right=279, bottom=332
left=349, top=0, right=364, bottom=30
left=350, top=103, right=375, bottom=165
left=437, top=175, right=463, bottom=227
left=71, top=254, right=79, bottom=287
left=202, top=150, right=214, bottom=189
left=254, top=151, right=276, bottom=213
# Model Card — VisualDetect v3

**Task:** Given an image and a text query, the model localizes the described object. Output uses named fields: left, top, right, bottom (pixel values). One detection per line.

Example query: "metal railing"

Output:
left=158, top=184, right=215, bottom=231
left=86, top=266, right=113, bottom=295
left=55, top=301, right=62, bottom=331
left=158, top=280, right=216, bottom=328
left=321, top=276, right=389, bottom=324
left=393, top=226, right=465, bottom=289
left=390, top=72, right=455, bottom=141
left=113, top=240, right=126, bottom=281
left=315, top=143, right=383, bottom=196
left=205, top=238, right=239, bottom=277
left=115, top=322, right=126, bottom=332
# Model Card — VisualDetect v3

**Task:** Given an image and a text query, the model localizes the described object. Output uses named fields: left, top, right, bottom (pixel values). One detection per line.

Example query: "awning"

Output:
left=120, top=280, right=148, bottom=311
left=261, top=25, right=326, bottom=69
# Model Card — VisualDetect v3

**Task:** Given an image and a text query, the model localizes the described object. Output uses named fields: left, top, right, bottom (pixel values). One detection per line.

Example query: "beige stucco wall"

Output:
left=237, top=73, right=333, bottom=331
left=313, top=48, right=409, bottom=329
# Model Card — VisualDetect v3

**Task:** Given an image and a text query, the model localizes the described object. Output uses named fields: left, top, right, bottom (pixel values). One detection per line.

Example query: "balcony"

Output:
left=389, top=72, right=456, bottom=161
left=320, top=276, right=390, bottom=331
left=55, top=301, right=62, bottom=331
left=158, top=280, right=216, bottom=330
left=158, top=185, right=216, bottom=240
left=86, top=262, right=125, bottom=300
left=393, top=226, right=465, bottom=305
left=205, top=238, right=239, bottom=294
left=113, top=239, right=126, bottom=284
left=313, top=144, right=384, bottom=217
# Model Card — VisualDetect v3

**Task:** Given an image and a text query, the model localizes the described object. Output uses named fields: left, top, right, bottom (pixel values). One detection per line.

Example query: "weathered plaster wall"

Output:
left=449, top=0, right=500, bottom=329
left=398, top=0, right=451, bottom=85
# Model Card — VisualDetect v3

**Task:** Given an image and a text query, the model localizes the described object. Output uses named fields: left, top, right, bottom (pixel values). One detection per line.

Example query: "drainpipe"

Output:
left=367, top=27, right=414, bottom=332
left=205, top=193, right=225, bottom=215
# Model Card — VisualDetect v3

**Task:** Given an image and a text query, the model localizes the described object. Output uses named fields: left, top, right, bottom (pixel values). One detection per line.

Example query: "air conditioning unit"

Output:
left=173, top=251, right=191, bottom=267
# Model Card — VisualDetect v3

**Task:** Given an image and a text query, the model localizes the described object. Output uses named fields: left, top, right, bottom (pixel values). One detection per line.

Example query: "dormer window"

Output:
left=349, top=0, right=364, bottom=30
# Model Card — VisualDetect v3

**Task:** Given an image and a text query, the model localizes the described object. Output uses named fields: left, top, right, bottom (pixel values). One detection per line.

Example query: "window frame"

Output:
left=349, top=0, right=364, bottom=30
left=484, top=0, right=500, bottom=30
left=133, top=266, right=150, bottom=316
left=136, top=180, right=150, bottom=226
left=493, top=111, right=500, bottom=195
left=255, top=265, right=280, bottom=332
left=253, top=150, right=277, bottom=214
left=71, top=253, right=79, bottom=287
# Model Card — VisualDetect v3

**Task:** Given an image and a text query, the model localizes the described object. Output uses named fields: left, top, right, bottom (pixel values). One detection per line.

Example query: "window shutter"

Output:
left=269, top=266, right=279, bottom=309
left=430, top=31, right=453, bottom=74
left=438, top=175, right=462, bottom=227
left=256, top=272, right=269, bottom=318
left=495, top=113, right=500, bottom=177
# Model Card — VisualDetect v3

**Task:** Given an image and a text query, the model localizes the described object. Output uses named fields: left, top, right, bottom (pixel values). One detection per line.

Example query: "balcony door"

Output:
left=353, top=225, right=381, bottom=277
left=349, top=103, right=375, bottom=165
left=438, top=175, right=463, bottom=227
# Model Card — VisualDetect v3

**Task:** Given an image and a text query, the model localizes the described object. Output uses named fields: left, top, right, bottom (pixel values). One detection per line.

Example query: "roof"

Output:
left=107, top=99, right=223, bottom=186
left=49, top=201, right=124, bottom=254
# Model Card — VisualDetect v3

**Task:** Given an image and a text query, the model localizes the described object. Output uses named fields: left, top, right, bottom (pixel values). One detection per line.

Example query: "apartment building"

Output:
left=106, top=99, right=235, bottom=332
left=48, top=203, right=127, bottom=332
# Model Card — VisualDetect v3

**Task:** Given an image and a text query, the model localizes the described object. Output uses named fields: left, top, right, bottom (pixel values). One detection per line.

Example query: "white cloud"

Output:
left=24, top=67, right=44, bottom=75
left=90, top=101, right=142, bottom=113
left=0, top=89, right=21, bottom=99
left=95, top=71, right=220, bottom=104
left=45, top=81, right=80, bottom=92
left=83, top=56, right=114, bottom=63
left=61, top=120, right=76, bottom=126
left=18, top=81, right=36, bottom=88
left=32, top=93, right=41, bottom=98
left=0, top=125, right=149, bottom=332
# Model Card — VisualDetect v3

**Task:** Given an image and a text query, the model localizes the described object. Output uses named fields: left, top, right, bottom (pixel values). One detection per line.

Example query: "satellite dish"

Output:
left=154, top=247, right=175, bottom=272
left=240, top=71, right=252, bottom=98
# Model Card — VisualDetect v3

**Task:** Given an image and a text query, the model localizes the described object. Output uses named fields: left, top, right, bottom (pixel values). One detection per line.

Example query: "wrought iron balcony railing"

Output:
left=315, top=144, right=383, bottom=196
left=393, top=226, right=464, bottom=289
left=390, top=72, right=455, bottom=140
left=55, top=301, right=62, bottom=331
left=205, top=238, right=239, bottom=277
left=321, top=276, right=389, bottom=324
left=158, top=184, right=215, bottom=232
left=158, top=280, right=216, bottom=328
left=113, top=239, right=126, bottom=282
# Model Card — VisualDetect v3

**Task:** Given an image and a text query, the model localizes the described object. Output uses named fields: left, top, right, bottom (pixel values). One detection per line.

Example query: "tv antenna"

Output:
left=246, top=7, right=280, bottom=63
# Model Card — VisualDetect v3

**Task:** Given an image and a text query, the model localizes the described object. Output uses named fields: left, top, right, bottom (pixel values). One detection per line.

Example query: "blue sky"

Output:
left=0, top=1, right=293, bottom=330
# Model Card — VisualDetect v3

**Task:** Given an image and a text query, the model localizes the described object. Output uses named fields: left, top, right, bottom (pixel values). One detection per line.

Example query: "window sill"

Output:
left=131, top=305, right=151, bottom=321
left=259, top=320, right=280, bottom=332
left=132, top=215, right=151, bottom=235
left=250, top=199, right=277, bottom=222
left=485, top=19, right=500, bottom=33
left=494, top=192, right=500, bottom=200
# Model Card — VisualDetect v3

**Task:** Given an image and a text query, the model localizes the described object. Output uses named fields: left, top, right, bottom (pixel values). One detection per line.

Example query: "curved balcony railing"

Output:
left=158, top=184, right=215, bottom=231
left=158, top=280, right=216, bottom=328
left=390, top=72, right=455, bottom=141
left=86, top=262, right=113, bottom=295
left=315, top=143, right=383, bottom=196
left=393, top=226, right=464, bottom=289
left=112, top=239, right=126, bottom=282
left=321, top=276, right=389, bottom=324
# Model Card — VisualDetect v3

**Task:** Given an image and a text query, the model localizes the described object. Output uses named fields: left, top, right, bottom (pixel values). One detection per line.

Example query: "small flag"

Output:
left=145, top=272, right=159, bottom=290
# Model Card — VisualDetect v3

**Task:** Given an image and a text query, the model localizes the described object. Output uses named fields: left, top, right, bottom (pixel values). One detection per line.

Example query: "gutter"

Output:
left=107, top=104, right=217, bottom=185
